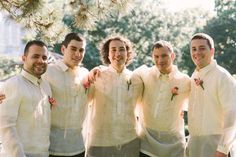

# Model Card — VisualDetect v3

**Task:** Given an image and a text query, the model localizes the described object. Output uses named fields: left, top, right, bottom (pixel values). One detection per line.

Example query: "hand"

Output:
left=0, top=93, right=6, bottom=103
left=88, top=66, right=102, bottom=83
left=215, top=151, right=227, bottom=157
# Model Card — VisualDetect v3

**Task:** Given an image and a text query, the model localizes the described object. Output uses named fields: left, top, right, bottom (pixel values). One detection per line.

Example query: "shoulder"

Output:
left=215, top=65, right=236, bottom=84
left=133, top=65, right=151, bottom=77
left=2, top=75, right=24, bottom=95
left=133, top=65, right=148, bottom=73
left=4, top=75, right=22, bottom=87
left=175, top=70, right=190, bottom=81
left=78, top=67, right=89, bottom=74
left=47, top=63, right=60, bottom=72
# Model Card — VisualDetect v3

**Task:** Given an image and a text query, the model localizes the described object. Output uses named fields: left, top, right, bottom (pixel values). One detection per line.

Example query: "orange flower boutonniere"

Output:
left=82, top=79, right=90, bottom=94
left=194, top=78, right=204, bottom=90
left=171, top=87, right=179, bottom=101
left=48, top=96, right=57, bottom=109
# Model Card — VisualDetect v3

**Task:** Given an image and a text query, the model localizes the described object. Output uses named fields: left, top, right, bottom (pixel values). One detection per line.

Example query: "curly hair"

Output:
left=99, top=35, right=135, bottom=65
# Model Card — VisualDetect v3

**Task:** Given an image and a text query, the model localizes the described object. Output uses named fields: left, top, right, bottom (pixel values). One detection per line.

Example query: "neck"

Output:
left=112, top=65, right=124, bottom=73
left=23, top=68, right=41, bottom=79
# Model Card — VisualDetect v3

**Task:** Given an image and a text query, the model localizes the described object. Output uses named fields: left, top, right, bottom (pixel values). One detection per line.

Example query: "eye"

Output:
left=42, top=56, right=48, bottom=61
left=161, top=54, right=168, bottom=58
left=32, top=54, right=40, bottom=59
left=191, top=48, right=196, bottom=52
left=119, top=47, right=126, bottom=52
left=199, top=47, right=206, bottom=51
left=154, top=55, right=159, bottom=59
left=71, top=48, right=77, bottom=51
left=110, top=48, right=116, bottom=52
left=79, top=48, right=84, bottom=53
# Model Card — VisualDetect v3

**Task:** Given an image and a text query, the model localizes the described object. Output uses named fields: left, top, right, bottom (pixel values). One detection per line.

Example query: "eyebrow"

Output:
left=69, top=46, right=78, bottom=49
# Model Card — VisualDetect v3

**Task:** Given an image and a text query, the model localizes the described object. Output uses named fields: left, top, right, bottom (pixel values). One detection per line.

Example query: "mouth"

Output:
left=114, top=58, right=123, bottom=62
left=158, top=63, right=166, bottom=67
left=193, top=56, right=203, bottom=62
left=72, top=58, right=81, bottom=62
left=35, top=65, right=46, bottom=69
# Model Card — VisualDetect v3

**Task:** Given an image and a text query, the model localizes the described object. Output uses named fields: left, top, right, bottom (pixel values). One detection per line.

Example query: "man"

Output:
left=0, top=40, right=52, bottom=157
left=84, top=35, right=143, bottom=157
left=187, top=33, right=236, bottom=157
left=43, top=33, right=89, bottom=157
left=134, top=40, right=190, bottom=157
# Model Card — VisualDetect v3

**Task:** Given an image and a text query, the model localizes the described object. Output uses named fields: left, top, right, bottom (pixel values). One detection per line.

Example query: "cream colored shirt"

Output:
left=189, top=60, right=236, bottom=154
left=0, top=70, right=51, bottom=157
left=43, top=60, right=89, bottom=156
left=87, top=65, right=143, bottom=146
left=134, top=65, right=190, bottom=133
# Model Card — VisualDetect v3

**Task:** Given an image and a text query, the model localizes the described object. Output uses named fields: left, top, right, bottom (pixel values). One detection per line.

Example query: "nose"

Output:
left=75, top=50, right=83, bottom=58
left=116, top=50, right=122, bottom=56
left=157, top=57, right=163, bottom=63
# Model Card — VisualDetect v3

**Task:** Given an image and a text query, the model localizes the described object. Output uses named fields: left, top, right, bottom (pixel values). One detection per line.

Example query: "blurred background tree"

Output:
left=0, top=0, right=235, bottom=76
left=180, top=0, right=236, bottom=75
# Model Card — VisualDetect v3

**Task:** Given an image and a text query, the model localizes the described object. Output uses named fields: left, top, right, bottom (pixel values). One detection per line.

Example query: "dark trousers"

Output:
left=139, top=152, right=150, bottom=157
left=49, top=152, right=85, bottom=157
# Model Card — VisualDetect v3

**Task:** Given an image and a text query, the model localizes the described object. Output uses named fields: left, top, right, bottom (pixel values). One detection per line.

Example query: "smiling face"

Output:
left=108, top=39, right=128, bottom=72
left=190, top=39, right=214, bottom=70
left=62, top=39, right=86, bottom=69
left=152, top=46, right=175, bottom=74
left=22, top=44, right=48, bottom=78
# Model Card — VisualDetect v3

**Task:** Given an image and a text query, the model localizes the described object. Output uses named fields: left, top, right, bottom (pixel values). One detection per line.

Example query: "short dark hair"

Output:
left=152, top=40, right=174, bottom=53
left=99, top=35, right=134, bottom=65
left=191, top=33, right=214, bottom=49
left=61, top=33, right=86, bottom=48
left=24, top=40, right=47, bottom=55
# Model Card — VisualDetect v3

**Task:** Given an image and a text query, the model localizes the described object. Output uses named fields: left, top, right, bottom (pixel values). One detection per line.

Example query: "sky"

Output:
left=164, top=0, right=215, bottom=12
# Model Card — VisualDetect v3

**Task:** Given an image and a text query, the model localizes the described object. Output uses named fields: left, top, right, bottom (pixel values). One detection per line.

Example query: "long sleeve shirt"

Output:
left=0, top=70, right=51, bottom=157
left=43, top=60, right=89, bottom=156
left=189, top=60, right=236, bottom=154
left=133, top=65, right=190, bottom=133
left=86, top=65, right=143, bottom=147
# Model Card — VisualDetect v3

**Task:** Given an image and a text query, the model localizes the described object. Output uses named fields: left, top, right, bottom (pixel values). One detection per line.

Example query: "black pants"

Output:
left=139, top=152, right=150, bottom=157
left=49, top=152, right=85, bottom=157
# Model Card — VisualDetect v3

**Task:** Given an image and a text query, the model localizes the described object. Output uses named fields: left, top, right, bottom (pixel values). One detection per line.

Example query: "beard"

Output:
left=32, top=63, right=47, bottom=77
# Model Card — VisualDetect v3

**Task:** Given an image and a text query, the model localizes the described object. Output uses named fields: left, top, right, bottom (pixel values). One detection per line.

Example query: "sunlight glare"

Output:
left=163, top=0, right=215, bottom=12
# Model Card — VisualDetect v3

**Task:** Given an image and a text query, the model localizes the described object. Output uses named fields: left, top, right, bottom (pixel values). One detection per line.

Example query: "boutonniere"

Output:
left=171, top=86, right=179, bottom=101
left=48, top=96, right=57, bottom=109
left=82, top=79, right=90, bottom=94
left=126, top=77, right=132, bottom=91
left=194, top=78, right=204, bottom=90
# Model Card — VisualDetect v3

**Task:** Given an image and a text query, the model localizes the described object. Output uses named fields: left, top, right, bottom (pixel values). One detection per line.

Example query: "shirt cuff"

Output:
left=217, top=145, right=230, bottom=155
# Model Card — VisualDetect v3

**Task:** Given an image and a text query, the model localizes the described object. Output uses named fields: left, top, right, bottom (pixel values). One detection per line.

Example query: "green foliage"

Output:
left=57, top=2, right=211, bottom=71
left=202, top=0, right=236, bottom=74
left=0, top=55, right=22, bottom=81
left=179, top=0, right=236, bottom=75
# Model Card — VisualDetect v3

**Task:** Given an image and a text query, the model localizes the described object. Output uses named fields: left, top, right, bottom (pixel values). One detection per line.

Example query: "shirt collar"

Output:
left=56, top=59, right=78, bottom=75
left=21, top=69, right=42, bottom=86
left=152, top=65, right=179, bottom=80
left=108, top=65, right=128, bottom=75
left=193, top=60, right=217, bottom=78
left=56, top=60, right=69, bottom=72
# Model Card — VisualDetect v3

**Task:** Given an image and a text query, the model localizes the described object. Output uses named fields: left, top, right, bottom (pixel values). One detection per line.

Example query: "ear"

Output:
left=22, top=55, right=26, bottom=62
left=61, top=45, right=66, bottom=55
left=210, top=48, right=215, bottom=58
left=171, top=52, right=176, bottom=61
